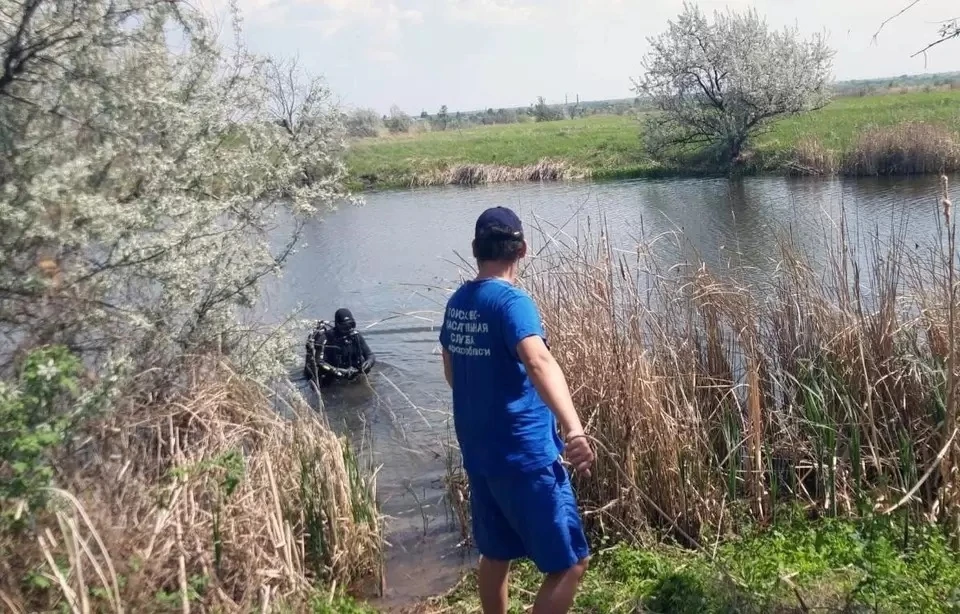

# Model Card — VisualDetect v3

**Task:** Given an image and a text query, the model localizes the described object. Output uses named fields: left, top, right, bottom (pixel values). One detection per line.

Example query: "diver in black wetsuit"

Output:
left=304, top=308, right=376, bottom=387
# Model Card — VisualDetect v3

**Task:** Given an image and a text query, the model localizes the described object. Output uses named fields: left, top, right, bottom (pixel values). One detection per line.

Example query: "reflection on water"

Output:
left=258, top=174, right=949, bottom=606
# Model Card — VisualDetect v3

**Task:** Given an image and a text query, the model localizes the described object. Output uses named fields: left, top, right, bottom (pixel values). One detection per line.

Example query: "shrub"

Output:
left=842, top=122, right=960, bottom=176
left=385, top=105, right=413, bottom=133
left=346, top=108, right=382, bottom=138
left=0, top=347, right=91, bottom=517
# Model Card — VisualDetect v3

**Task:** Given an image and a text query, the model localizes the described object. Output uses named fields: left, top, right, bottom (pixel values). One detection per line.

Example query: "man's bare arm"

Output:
left=442, top=348, right=453, bottom=388
left=517, top=335, right=594, bottom=475
left=516, top=336, right=584, bottom=436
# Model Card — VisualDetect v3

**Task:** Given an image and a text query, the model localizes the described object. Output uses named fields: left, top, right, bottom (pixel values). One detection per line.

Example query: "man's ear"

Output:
left=471, top=239, right=479, bottom=259
left=520, top=240, right=529, bottom=259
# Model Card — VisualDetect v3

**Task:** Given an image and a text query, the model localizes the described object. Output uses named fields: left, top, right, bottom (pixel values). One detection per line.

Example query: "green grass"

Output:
left=345, top=115, right=651, bottom=189
left=755, top=90, right=960, bottom=163
left=345, top=91, right=960, bottom=189
left=425, top=514, right=960, bottom=613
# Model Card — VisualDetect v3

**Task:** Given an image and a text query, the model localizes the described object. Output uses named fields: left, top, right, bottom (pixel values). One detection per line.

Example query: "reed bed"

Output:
left=0, top=358, right=382, bottom=612
left=410, top=159, right=587, bottom=187
left=842, top=122, right=960, bottom=176
left=515, top=178, right=960, bottom=545
left=784, top=137, right=837, bottom=176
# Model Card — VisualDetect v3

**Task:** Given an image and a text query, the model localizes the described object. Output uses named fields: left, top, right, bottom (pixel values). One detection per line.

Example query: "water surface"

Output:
left=259, top=174, right=948, bottom=606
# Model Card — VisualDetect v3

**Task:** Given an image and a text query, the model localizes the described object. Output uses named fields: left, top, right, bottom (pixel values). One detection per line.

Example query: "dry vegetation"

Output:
left=0, top=359, right=382, bottom=613
left=409, top=160, right=587, bottom=188
left=512, top=177, right=960, bottom=545
left=783, top=123, right=960, bottom=177
left=784, top=137, right=838, bottom=176
left=842, top=122, right=960, bottom=176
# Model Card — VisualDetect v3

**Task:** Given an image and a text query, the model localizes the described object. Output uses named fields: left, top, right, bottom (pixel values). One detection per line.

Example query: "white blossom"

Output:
left=634, top=3, right=835, bottom=167
left=0, top=0, right=351, bottom=381
left=36, top=360, right=59, bottom=382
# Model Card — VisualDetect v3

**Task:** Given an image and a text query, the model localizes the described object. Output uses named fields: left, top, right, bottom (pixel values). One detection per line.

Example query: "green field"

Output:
left=346, top=90, right=960, bottom=189
left=756, top=89, right=960, bottom=156
left=346, top=115, right=649, bottom=189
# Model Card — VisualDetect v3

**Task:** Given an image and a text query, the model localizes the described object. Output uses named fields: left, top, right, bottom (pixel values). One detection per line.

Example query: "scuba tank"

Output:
left=304, top=320, right=333, bottom=379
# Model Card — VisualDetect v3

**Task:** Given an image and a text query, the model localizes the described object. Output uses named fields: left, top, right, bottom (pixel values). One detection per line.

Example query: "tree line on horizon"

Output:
left=343, top=95, right=648, bottom=137
left=344, top=67, right=960, bottom=141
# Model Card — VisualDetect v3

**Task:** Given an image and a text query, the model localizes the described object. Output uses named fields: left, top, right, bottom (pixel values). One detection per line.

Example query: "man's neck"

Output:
left=476, top=260, right=517, bottom=285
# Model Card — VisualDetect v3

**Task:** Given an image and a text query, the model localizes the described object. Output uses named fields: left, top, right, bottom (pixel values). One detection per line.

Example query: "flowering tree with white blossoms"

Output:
left=0, top=6, right=389, bottom=607
left=634, top=3, right=835, bottom=169
left=0, top=0, right=350, bottom=380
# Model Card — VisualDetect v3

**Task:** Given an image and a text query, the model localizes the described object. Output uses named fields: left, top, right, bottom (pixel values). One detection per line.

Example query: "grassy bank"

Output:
left=418, top=514, right=960, bottom=613
left=346, top=114, right=647, bottom=189
left=346, top=91, right=960, bottom=189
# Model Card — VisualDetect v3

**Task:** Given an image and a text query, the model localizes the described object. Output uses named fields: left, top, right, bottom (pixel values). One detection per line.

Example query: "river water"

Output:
left=258, top=174, right=949, bottom=606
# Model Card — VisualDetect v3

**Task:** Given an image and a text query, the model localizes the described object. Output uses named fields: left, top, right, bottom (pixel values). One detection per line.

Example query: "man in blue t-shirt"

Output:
left=440, top=206, right=595, bottom=614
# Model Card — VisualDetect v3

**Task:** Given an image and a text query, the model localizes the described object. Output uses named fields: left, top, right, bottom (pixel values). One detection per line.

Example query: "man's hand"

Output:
left=345, top=367, right=360, bottom=380
left=564, top=433, right=595, bottom=477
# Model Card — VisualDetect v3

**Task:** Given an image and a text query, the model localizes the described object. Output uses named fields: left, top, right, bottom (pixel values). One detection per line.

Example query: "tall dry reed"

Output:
left=842, top=122, right=960, bottom=176
left=0, top=358, right=382, bottom=612
left=520, top=181, right=960, bottom=544
left=411, top=159, right=587, bottom=188
left=785, top=137, right=837, bottom=176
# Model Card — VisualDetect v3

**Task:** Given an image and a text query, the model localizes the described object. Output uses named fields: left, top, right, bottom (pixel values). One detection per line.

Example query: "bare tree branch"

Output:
left=873, top=1, right=959, bottom=57
left=912, top=18, right=960, bottom=63
left=873, top=0, right=922, bottom=43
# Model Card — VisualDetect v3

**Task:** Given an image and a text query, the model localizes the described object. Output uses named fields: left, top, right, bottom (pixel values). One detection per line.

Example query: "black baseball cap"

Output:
left=475, top=206, right=524, bottom=240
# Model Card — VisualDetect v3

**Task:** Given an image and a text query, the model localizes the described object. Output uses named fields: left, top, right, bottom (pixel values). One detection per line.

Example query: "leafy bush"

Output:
left=346, top=108, right=382, bottom=138
left=384, top=105, right=412, bottom=133
left=532, top=96, right=564, bottom=122
left=1, top=347, right=87, bottom=517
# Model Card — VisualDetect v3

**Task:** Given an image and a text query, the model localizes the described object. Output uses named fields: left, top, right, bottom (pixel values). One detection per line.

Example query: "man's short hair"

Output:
left=473, top=207, right=525, bottom=263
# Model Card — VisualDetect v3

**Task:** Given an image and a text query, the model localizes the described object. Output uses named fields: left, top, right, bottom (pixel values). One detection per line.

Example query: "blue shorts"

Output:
left=469, top=458, right=590, bottom=574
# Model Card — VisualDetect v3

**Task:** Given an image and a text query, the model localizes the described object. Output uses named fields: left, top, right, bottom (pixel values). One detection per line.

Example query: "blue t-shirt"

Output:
left=439, top=278, right=563, bottom=476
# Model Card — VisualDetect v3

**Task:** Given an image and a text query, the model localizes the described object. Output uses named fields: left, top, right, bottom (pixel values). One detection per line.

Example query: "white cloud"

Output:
left=310, top=0, right=423, bottom=37
left=444, top=0, right=536, bottom=26
left=303, top=17, right=347, bottom=37
left=320, top=0, right=424, bottom=25
left=215, top=0, right=423, bottom=38
left=367, top=48, right=401, bottom=63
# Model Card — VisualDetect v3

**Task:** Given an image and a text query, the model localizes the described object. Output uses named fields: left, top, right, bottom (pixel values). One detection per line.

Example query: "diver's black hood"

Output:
left=334, top=308, right=355, bottom=326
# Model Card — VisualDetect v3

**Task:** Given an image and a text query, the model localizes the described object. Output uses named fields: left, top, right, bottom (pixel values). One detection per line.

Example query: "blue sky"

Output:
left=201, top=0, right=960, bottom=114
